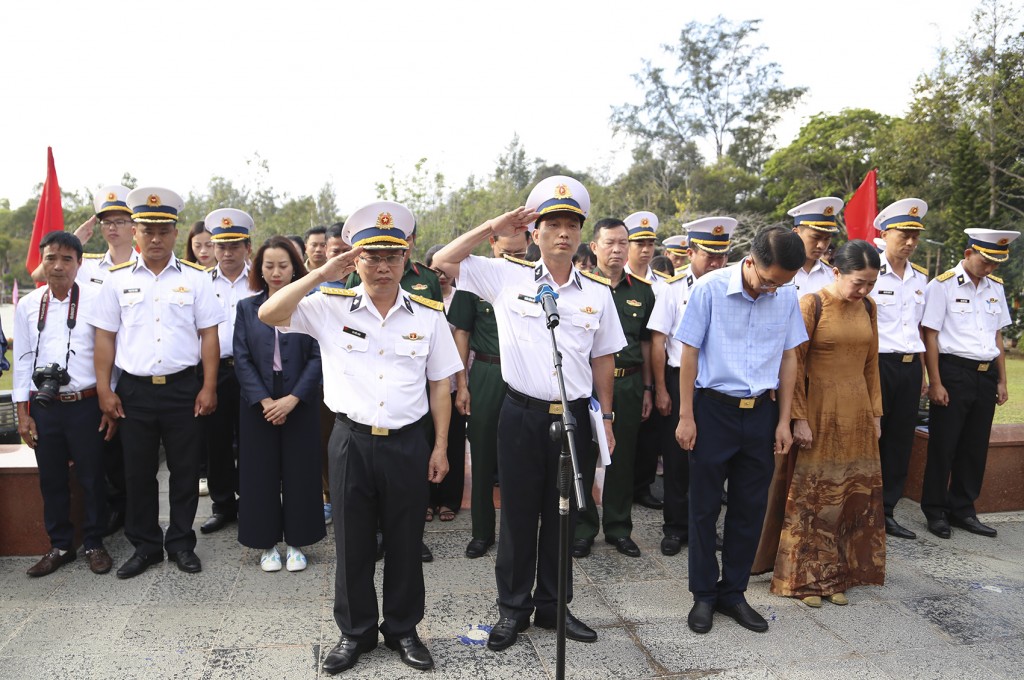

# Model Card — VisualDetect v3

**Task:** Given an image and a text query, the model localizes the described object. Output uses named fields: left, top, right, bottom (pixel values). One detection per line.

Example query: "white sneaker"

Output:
left=260, top=547, right=282, bottom=572
left=285, top=545, right=307, bottom=572
left=198, top=478, right=209, bottom=496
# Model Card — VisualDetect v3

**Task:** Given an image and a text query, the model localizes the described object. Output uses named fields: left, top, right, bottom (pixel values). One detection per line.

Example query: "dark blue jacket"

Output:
left=233, top=292, right=322, bottom=406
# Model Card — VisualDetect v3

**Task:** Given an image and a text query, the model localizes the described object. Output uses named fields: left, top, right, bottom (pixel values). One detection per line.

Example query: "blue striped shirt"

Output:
left=674, top=261, right=807, bottom=397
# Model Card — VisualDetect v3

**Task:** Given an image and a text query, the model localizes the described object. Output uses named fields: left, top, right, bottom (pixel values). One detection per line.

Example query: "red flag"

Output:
left=25, top=147, right=65, bottom=275
left=845, top=169, right=878, bottom=242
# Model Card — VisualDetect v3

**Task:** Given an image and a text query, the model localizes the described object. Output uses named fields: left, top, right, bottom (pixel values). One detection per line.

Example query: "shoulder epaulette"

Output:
left=630, top=273, right=653, bottom=286
left=579, top=270, right=611, bottom=286
left=83, top=253, right=104, bottom=259
left=661, top=271, right=688, bottom=284
left=653, top=269, right=670, bottom=279
left=109, top=260, right=134, bottom=272
left=911, top=263, right=928, bottom=276
left=180, top=259, right=208, bottom=271
left=320, top=286, right=356, bottom=296
left=935, top=269, right=956, bottom=282
left=988, top=274, right=1004, bottom=285
left=410, top=294, right=444, bottom=311
left=502, top=254, right=535, bottom=267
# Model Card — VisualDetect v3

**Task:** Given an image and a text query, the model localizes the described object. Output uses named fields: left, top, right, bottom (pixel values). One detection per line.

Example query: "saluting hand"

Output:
left=489, top=207, right=539, bottom=239
left=318, top=246, right=364, bottom=283
left=73, top=215, right=98, bottom=245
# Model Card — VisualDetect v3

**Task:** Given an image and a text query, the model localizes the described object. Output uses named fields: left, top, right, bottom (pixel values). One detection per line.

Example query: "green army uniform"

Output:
left=576, top=270, right=655, bottom=543
left=447, top=289, right=504, bottom=542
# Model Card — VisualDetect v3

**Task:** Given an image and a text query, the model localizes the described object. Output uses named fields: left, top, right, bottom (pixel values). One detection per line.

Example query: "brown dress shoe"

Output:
left=85, top=547, right=113, bottom=574
left=27, top=548, right=75, bottom=577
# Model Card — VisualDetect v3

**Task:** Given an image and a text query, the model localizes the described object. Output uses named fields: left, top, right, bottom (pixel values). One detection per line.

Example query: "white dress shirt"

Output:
left=794, top=259, right=833, bottom=295
left=76, top=250, right=138, bottom=290
left=458, top=256, right=627, bottom=401
left=921, top=261, right=1011, bottom=362
left=646, top=267, right=696, bottom=368
left=211, top=263, right=258, bottom=358
left=282, top=285, right=463, bottom=428
left=870, top=254, right=928, bottom=354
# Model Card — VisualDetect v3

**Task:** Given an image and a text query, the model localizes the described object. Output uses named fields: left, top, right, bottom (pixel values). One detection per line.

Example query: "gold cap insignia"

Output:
left=147, top=194, right=161, bottom=206
left=823, top=206, right=834, bottom=216
left=106, top=192, right=116, bottom=201
left=375, top=212, right=393, bottom=229
left=555, top=183, right=572, bottom=199
left=221, top=217, right=233, bottom=227
left=998, top=238, right=1009, bottom=246
left=640, top=217, right=650, bottom=227
left=909, top=206, right=919, bottom=216
left=712, top=225, right=725, bottom=235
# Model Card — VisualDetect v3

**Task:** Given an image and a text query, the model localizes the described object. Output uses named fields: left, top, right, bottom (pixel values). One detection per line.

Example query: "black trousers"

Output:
left=878, top=355, right=923, bottom=516
left=102, top=431, right=126, bottom=517
left=921, top=357, right=998, bottom=522
left=331, top=419, right=429, bottom=642
left=32, top=396, right=107, bottom=551
left=662, top=366, right=689, bottom=538
left=238, top=373, right=325, bottom=549
left=688, top=390, right=776, bottom=606
left=200, top=363, right=240, bottom=516
left=494, top=395, right=592, bottom=622
left=429, top=392, right=466, bottom=512
left=117, top=372, right=202, bottom=556
left=633, top=405, right=662, bottom=498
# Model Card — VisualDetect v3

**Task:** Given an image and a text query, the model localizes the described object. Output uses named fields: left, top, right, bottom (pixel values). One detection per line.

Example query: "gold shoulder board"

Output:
left=503, top=254, right=535, bottom=267
left=108, top=260, right=134, bottom=272
left=935, top=270, right=956, bottom=282
left=410, top=294, right=444, bottom=311
left=988, top=274, right=1004, bottom=285
left=180, top=259, right=208, bottom=271
left=631, top=273, right=653, bottom=285
left=911, top=263, right=928, bottom=276
left=579, top=270, right=611, bottom=286
left=320, top=286, right=356, bottom=296
left=83, top=253, right=104, bottom=259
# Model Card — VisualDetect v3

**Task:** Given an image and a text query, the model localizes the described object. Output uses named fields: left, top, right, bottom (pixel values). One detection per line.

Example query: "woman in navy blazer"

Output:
left=234, top=236, right=325, bottom=572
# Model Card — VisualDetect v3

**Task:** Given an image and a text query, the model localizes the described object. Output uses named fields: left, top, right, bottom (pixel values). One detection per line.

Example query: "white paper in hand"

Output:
left=589, top=397, right=612, bottom=467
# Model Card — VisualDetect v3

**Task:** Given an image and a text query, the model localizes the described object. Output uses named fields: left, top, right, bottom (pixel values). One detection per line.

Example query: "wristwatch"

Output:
left=643, top=384, right=654, bottom=392
left=602, top=412, right=615, bottom=423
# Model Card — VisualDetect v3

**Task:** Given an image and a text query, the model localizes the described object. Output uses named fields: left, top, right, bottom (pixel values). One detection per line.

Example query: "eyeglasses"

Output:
left=99, top=219, right=133, bottom=229
left=750, top=259, right=795, bottom=290
left=360, top=254, right=404, bottom=268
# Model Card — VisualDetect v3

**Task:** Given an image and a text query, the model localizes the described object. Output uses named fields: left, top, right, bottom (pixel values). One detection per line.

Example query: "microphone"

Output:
left=536, top=283, right=560, bottom=328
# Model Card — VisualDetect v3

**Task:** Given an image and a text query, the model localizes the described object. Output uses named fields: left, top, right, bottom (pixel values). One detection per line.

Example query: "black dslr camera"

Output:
left=32, top=363, right=71, bottom=408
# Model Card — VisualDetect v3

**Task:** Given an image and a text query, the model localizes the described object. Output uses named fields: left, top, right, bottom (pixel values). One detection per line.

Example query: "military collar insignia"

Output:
left=686, top=274, right=694, bottom=287
left=350, top=294, right=363, bottom=312
left=957, top=274, right=966, bottom=286
left=879, top=264, right=887, bottom=275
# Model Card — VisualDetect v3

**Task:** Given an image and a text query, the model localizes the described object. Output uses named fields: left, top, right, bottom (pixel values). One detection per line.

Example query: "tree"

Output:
left=611, top=16, right=806, bottom=175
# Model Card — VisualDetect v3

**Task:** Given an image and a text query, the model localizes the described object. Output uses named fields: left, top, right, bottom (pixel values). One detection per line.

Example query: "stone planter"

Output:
left=906, top=424, right=1024, bottom=513
left=0, top=445, right=84, bottom=556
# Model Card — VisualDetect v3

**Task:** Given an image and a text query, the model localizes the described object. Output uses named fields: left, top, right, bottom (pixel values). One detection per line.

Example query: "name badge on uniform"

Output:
left=517, top=293, right=537, bottom=304
left=90, top=278, right=103, bottom=285
left=342, top=326, right=366, bottom=338
left=955, top=298, right=971, bottom=304
left=123, top=287, right=141, bottom=294
left=878, top=290, right=894, bottom=296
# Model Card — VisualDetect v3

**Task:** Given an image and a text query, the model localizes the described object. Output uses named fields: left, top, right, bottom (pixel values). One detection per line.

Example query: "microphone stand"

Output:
left=544, top=311, right=587, bottom=680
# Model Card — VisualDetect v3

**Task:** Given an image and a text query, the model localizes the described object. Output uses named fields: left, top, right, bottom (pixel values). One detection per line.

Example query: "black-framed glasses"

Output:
left=750, top=258, right=795, bottom=290
left=360, top=254, right=404, bottom=268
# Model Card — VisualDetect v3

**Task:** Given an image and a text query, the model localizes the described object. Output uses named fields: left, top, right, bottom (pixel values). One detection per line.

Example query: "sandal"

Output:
left=438, top=506, right=456, bottom=522
left=425, top=507, right=434, bottom=522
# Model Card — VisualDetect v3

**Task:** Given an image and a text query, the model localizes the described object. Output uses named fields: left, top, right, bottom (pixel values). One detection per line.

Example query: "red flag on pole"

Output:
left=844, top=168, right=878, bottom=242
left=25, top=147, right=65, bottom=275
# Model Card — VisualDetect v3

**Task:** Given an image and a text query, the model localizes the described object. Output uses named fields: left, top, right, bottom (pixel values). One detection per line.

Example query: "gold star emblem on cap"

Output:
left=147, top=194, right=161, bottom=206
left=823, top=206, right=834, bottom=216
left=909, top=206, right=919, bottom=216
left=221, top=217, right=233, bottom=227
left=640, top=217, right=650, bottom=227
left=712, top=225, right=725, bottom=235
left=555, top=184, right=571, bottom=198
left=376, top=212, right=393, bottom=228
left=999, top=238, right=1010, bottom=245
left=106, top=192, right=116, bottom=201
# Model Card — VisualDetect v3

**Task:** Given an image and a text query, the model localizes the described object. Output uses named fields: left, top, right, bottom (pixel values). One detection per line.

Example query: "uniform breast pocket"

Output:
left=950, top=300, right=972, bottom=316
left=513, top=301, right=543, bottom=342
left=335, top=335, right=369, bottom=375
left=119, top=293, right=146, bottom=327
left=569, top=313, right=601, bottom=354
left=982, top=305, right=1002, bottom=331
left=167, top=291, right=196, bottom=324
left=394, top=337, right=430, bottom=377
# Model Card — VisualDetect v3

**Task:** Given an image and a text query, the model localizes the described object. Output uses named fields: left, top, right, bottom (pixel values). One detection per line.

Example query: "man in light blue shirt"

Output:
left=674, top=225, right=807, bottom=635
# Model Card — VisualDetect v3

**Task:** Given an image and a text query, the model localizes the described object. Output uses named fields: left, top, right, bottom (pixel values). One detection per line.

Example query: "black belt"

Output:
left=29, top=387, right=98, bottom=403
left=879, top=352, right=919, bottom=364
left=701, top=388, right=768, bottom=410
left=220, top=357, right=235, bottom=368
left=614, top=366, right=641, bottom=378
left=941, top=354, right=995, bottom=373
left=475, top=352, right=501, bottom=365
left=506, top=388, right=588, bottom=415
left=336, top=414, right=419, bottom=437
left=120, top=367, right=194, bottom=385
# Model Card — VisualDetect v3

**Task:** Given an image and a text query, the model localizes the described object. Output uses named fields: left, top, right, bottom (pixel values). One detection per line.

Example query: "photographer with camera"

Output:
left=14, top=231, right=119, bottom=577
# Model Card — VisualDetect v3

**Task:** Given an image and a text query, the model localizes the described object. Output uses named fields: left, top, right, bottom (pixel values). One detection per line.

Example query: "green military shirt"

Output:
left=594, top=267, right=655, bottom=369
left=345, top=259, right=443, bottom=302
left=447, top=289, right=501, bottom=356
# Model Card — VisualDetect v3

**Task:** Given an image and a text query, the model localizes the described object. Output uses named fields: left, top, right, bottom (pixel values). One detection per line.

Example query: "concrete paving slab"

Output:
left=867, top=645, right=1014, bottom=680
left=89, top=650, right=211, bottom=678
left=2, top=603, right=133, bottom=656
left=206, top=646, right=321, bottom=680
left=529, top=625, right=656, bottom=680
left=216, top=603, right=323, bottom=648
left=775, top=656, right=892, bottom=680
left=120, top=603, right=225, bottom=651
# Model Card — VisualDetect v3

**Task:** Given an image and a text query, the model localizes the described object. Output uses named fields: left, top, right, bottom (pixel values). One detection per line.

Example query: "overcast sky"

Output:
left=1, top=0, right=986, bottom=214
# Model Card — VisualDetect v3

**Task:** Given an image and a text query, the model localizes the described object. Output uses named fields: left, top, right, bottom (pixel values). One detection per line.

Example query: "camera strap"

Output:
left=32, top=282, right=80, bottom=373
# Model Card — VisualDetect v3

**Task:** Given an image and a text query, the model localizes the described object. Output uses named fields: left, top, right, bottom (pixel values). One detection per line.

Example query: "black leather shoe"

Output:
left=486, top=616, right=529, bottom=651
left=885, top=516, right=917, bottom=539
left=200, top=513, right=236, bottom=534
left=376, top=532, right=384, bottom=561
left=687, top=601, right=714, bottom=634
left=951, top=515, right=997, bottom=537
left=927, top=518, right=951, bottom=539
left=634, top=491, right=663, bottom=510
left=116, top=551, right=163, bottom=579
left=420, top=542, right=433, bottom=563
left=716, top=601, right=768, bottom=633
left=465, top=537, right=494, bottom=559
left=385, top=633, right=434, bottom=670
left=534, top=610, right=597, bottom=643
left=168, top=550, right=202, bottom=573
left=661, top=535, right=685, bottom=556
left=571, top=538, right=592, bottom=558
left=103, top=509, right=125, bottom=537
left=323, top=635, right=377, bottom=674
left=606, top=536, right=641, bottom=557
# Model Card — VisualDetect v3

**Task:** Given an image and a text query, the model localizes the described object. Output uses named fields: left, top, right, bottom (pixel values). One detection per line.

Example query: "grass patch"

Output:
left=995, top=351, right=1024, bottom=425
left=0, top=350, right=11, bottom=392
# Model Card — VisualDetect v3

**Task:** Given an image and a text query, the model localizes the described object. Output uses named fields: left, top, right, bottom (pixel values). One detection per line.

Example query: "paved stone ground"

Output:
left=1, top=470, right=1022, bottom=679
